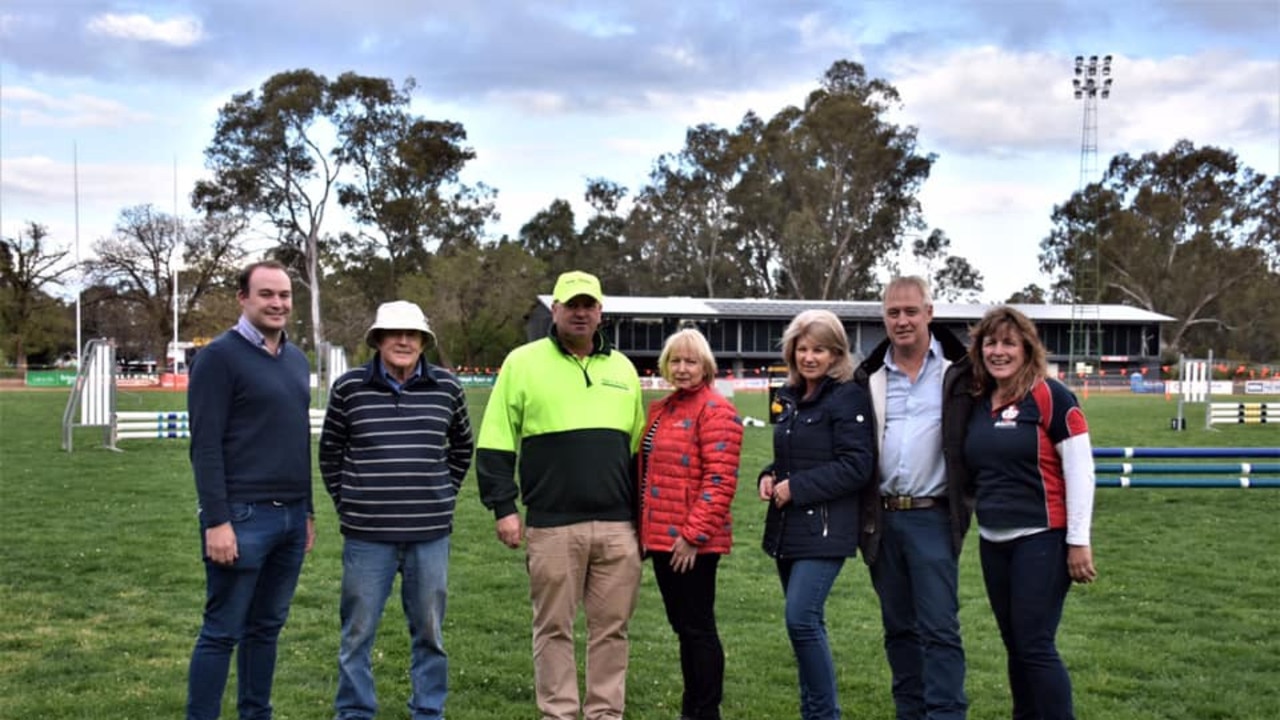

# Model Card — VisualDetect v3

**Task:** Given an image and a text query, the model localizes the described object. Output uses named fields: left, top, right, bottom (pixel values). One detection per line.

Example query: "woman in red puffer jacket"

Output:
left=638, top=328, right=743, bottom=720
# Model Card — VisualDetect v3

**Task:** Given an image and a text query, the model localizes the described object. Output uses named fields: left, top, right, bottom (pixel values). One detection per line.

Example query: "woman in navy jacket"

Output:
left=759, top=309, right=876, bottom=720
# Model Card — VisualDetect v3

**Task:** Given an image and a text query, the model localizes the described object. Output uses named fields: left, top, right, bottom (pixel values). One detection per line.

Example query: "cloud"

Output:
left=86, top=12, right=204, bottom=47
left=888, top=47, right=1279, bottom=159
left=0, top=86, right=154, bottom=128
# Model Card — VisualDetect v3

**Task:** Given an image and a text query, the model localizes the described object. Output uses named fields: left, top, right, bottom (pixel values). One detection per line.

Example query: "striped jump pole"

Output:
left=1093, top=447, right=1280, bottom=489
left=111, top=409, right=328, bottom=443
left=114, top=411, right=193, bottom=440
left=1208, top=402, right=1277, bottom=426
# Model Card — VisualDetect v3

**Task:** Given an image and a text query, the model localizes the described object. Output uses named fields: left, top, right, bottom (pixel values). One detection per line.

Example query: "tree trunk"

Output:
left=307, top=230, right=324, bottom=353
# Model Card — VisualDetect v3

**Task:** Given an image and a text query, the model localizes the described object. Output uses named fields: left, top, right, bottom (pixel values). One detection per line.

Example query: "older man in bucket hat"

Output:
left=319, top=300, right=474, bottom=720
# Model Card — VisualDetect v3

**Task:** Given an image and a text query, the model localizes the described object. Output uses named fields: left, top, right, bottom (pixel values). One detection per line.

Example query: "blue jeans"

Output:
left=187, top=500, right=308, bottom=720
left=979, top=530, right=1074, bottom=720
left=869, top=509, right=967, bottom=719
left=335, top=536, right=451, bottom=720
left=778, top=557, right=846, bottom=720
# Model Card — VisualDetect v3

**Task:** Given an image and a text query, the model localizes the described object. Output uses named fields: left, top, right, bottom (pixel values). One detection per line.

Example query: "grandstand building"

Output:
left=527, top=295, right=1173, bottom=381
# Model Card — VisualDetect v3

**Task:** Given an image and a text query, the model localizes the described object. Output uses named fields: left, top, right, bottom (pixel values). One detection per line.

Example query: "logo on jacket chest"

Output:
left=994, top=404, right=1020, bottom=429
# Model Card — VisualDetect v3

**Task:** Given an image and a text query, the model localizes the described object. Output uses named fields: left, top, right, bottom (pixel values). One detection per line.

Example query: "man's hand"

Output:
left=496, top=513, right=523, bottom=549
left=205, top=522, right=238, bottom=565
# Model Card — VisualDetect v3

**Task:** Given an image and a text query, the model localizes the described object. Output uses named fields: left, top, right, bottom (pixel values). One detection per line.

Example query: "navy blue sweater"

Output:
left=188, top=330, right=313, bottom=528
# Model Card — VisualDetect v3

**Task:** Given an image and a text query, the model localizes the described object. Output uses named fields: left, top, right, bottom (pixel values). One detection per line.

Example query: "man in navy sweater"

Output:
left=186, top=260, right=316, bottom=720
left=319, top=301, right=474, bottom=720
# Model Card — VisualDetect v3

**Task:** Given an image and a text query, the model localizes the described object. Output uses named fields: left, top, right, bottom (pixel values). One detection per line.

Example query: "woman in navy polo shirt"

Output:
left=963, top=306, right=1097, bottom=720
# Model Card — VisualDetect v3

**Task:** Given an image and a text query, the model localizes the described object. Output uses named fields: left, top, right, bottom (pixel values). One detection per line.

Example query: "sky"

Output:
left=1, top=0, right=1277, bottom=303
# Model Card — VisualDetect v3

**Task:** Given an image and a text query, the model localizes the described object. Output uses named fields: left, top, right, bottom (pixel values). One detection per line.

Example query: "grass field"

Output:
left=1, top=388, right=1279, bottom=719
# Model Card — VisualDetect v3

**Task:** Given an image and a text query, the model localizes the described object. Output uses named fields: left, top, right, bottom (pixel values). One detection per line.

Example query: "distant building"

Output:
left=526, top=295, right=1172, bottom=380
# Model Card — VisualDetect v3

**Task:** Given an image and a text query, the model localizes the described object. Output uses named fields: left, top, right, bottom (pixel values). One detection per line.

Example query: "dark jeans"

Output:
left=651, top=552, right=724, bottom=720
left=870, top=509, right=968, bottom=719
left=187, top=500, right=308, bottom=720
left=979, top=530, right=1074, bottom=720
left=778, top=557, right=846, bottom=720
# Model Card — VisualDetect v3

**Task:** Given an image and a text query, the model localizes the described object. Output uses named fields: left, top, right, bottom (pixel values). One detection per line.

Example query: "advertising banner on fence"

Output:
left=1245, top=381, right=1280, bottom=395
left=24, top=370, right=77, bottom=387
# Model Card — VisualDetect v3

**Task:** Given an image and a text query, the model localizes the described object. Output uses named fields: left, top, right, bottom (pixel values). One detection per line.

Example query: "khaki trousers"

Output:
left=526, top=521, right=642, bottom=720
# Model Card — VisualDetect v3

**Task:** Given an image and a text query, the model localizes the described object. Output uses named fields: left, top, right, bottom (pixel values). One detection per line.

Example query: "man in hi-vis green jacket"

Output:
left=476, top=270, right=645, bottom=720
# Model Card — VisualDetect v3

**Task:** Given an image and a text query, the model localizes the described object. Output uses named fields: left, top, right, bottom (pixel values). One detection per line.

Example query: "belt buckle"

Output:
left=898, top=495, right=913, bottom=510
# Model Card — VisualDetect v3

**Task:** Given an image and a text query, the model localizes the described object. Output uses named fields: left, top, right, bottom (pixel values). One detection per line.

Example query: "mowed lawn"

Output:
left=1, top=387, right=1278, bottom=719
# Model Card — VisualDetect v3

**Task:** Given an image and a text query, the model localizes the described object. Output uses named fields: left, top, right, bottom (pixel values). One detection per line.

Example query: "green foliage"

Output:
left=910, top=229, right=985, bottom=301
left=1005, top=283, right=1049, bottom=304
left=1040, top=140, right=1279, bottom=360
left=624, top=60, right=943, bottom=300
left=83, top=206, right=248, bottom=362
left=734, top=61, right=935, bottom=300
left=0, top=222, right=76, bottom=365
left=333, top=72, right=497, bottom=298
left=195, top=68, right=497, bottom=348
left=516, top=181, right=630, bottom=296
left=626, top=124, right=755, bottom=297
left=2, top=390, right=1279, bottom=718
left=403, top=240, right=546, bottom=369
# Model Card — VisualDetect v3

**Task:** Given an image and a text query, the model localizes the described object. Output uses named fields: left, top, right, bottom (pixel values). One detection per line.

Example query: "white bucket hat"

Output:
left=365, top=301, right=436, bottom=349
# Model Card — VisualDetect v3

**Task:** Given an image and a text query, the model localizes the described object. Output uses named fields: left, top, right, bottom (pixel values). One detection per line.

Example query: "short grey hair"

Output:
left=884, top=275, right=933, bottom=307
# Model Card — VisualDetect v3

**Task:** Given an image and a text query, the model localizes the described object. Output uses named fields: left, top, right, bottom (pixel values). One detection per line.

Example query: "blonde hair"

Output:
left=968, top=305, right=1049, bottom=398
left=658, top=328, right=718, bottom=387
left=781, top=309, right=854, bottom=387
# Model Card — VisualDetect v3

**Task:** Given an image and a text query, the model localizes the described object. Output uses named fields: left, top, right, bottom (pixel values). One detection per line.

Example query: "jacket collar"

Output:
left=857, top=322, right=968, bottom=378
left=361, top=355, right=439, bottom=389
left=548, top=324, right=612, bottom=357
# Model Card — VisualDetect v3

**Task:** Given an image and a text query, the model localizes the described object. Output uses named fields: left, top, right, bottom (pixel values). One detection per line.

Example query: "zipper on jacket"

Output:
left=774, top=508, right=787, bottom=558
left=570, top=355, right=593, bottom=387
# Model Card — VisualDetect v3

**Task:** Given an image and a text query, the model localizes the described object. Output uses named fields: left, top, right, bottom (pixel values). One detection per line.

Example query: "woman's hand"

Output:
left=772, top=479, right=792, bottom=508
left=1067, top=544, right=1097, bottom=584
left=758, top=473, right=776, bottom=502
left=670, top=536, right=697, bottom=573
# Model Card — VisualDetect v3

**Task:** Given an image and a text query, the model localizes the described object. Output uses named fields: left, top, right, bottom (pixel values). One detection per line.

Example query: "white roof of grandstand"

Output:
left=536, top=295, right=1174, bottom=322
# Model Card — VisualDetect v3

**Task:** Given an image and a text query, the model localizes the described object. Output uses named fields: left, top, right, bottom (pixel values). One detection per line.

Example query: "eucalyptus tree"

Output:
left=333, top=72, right=496, bottom=297
left=909, top=229, right=984, bottom=302
left=195, top=69, right=491, bottom=350
left=517, top=179, right=630, bottom=293
left=731, top=60, right=935, bottom=300
left=623, top=60, right=939, bottom=301
left=626, top=124, right=755, bottom=297
left=194, top=69, right=337, bottom=350
left=1040, top=140, right=1278, bottom=357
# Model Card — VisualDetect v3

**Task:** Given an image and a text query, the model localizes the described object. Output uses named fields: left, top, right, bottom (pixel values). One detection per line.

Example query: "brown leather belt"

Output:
left=881, top=495, right=946, bottom=511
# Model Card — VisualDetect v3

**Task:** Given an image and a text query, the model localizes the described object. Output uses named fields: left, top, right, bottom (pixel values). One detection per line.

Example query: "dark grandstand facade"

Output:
left=526, top=296, right=1172, bottom=380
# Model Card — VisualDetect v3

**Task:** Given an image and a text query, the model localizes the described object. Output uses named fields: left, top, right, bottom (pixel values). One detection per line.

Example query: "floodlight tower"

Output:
left=1067, top=54, right=1113, bottom=382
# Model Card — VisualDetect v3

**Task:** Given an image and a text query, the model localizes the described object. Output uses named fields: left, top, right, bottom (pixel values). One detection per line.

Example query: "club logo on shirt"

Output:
left=995, top=404, right=1020, bottom=429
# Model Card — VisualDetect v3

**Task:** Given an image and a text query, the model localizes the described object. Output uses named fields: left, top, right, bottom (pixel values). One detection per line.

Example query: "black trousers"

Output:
left=650, top=552, right=724, bottom=720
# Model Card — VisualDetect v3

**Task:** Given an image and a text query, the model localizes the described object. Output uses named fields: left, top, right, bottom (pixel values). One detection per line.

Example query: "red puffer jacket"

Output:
left=638, top=383, right=743, bottom=554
